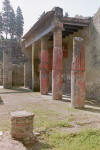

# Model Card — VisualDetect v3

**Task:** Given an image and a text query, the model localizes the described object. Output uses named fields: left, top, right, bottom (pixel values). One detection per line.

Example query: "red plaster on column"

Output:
left=71, top=37, right=85, bottom=108
left=40, top=38, right=49, bottom=95
left=48, top=48, right=53, bottom=71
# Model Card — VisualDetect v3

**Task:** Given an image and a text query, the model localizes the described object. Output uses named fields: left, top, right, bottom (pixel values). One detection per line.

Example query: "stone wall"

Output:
left=3, top=40, right=24, bottom=88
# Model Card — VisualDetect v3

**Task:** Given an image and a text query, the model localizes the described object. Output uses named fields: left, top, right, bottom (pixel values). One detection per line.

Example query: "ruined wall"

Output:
left=3, top=40, right=24, bottom=88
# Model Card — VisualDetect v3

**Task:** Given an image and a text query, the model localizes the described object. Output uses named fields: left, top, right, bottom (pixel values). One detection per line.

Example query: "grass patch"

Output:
left=42, top=129, right=100, bottom=150
left=46, top=120, right=73, bottom=129
left=76, top=121, right=85, bottom=126
left=66, top=106, right=79, bottom=112
left=34, top=118, right=73, bottom=129
left=0, top=120, right=10, bottom=131
left=67, top=115, right=75, bottom=122
left=23, top=104, right=74, bottom=129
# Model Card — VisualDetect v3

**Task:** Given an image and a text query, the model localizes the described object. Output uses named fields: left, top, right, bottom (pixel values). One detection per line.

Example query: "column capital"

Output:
left=54, top=23, right=63, bottom=31
left=41, top=35, right=49, bottom=42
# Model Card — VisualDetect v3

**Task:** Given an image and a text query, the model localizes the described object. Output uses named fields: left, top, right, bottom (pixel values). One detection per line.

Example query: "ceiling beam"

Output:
left=63, top=22, right=88, bottom=27
left=64, top=25, right=83, bottom=30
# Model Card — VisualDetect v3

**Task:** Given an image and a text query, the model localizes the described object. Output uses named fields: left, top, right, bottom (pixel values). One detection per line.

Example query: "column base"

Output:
left=40, top=70, right=49, bottom=95
left=52, top=70, right=62, bottom=100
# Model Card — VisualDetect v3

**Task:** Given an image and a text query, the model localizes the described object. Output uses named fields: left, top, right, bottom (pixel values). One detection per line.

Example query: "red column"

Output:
left=71, top=37, right=85, bottom=108
left=52, top=24, right=63, bottom=100
left=40, top=37, right=49, bottom=95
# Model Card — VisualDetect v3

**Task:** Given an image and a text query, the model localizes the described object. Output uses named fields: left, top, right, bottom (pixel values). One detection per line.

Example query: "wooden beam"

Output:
left=64, top=25, right=83, bottom=30
left=25, top=24, right=54, bottom=48
left=63, top=22, right=89, bottom=27
left=62, top=17, right=90, bottom=25
left=63, top=31, right=74, bottom=34
left=64, top=28, right=78, bottom=32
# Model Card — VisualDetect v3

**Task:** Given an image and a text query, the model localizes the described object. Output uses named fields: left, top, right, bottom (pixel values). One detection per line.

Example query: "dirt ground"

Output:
left=0, top=87, right=100, bottom=150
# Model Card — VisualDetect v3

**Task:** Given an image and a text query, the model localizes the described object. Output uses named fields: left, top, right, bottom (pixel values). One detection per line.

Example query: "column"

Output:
left=24, top=48, right=32, bottom=89
left=40, top=37, right=49, bottom=95
left=71, top=37, right=85, bottom=108
left=52, top=24, right=63, bottom=100
left=3, top=43, right=12, bottom=89
left=32, top=43, right=40, bottom=91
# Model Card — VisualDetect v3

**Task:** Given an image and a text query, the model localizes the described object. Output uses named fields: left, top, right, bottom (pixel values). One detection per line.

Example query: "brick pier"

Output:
left=11, top=111, right=35, bottom=145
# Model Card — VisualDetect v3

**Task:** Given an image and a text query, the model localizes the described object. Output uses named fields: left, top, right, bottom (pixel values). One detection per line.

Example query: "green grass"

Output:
left=76, top=121, right=85, bottom=126
left=40, top=129, right=100, bottom=150
left=0, top=120, right=10, bottom=131
left=67, top=115, right=75, bottom=122
left=45, top=120, right=73, bottom=129
left=48, top=129, right=100, bottom=150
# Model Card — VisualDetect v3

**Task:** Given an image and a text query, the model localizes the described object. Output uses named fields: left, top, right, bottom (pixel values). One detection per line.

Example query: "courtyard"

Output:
left=0, top=87, right=100, bottom=149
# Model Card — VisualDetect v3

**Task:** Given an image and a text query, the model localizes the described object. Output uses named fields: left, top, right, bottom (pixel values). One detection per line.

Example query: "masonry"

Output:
left=2, top=40, right=24, bottom=88
left=22, top=7, right=100, bottom=107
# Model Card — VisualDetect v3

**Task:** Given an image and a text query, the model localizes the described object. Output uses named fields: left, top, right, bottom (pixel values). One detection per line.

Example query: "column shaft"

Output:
left=71, top=37, right=85, bottom=108
left=24, top=48, right=32, bottom=89
left=32, top=43, right=40, bottom=91
left=52, top=25, right=63, bottom=100
left=40, top=37, right=49, bottom=95
left=3, top=47, right=12, bottom=89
